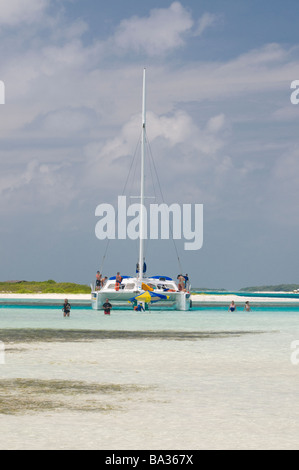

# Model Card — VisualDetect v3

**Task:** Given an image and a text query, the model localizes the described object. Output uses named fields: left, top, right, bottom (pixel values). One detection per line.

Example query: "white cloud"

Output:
left=147, top=110, right=194, bottom=146
left=0, top=154, right=76, bottom=213
left=195, top=12, right=218, bottom=36
left=38, top=107, right=97, bottom=135
left=95, top=109, right=227, bottom=163
left=112, top=2, right=193, bottom=56
left=206, top=114, right=226, bottom=133
left=82, top=108, right=230, bottom=203
left=0, top=0, right=49, bottom=25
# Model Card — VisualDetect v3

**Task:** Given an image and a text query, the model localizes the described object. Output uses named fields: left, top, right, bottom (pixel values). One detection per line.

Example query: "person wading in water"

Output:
left=103, top=298, right=112, bottom=315
left=62, top=299, right=71, bottom=317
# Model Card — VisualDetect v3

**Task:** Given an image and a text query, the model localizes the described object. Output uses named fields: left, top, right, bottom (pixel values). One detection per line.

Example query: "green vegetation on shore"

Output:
left=0, top=280, right=90, bottom=294
left=1, top=281, right=298, bottom=295
left=240, top=284, right=299, bottom=292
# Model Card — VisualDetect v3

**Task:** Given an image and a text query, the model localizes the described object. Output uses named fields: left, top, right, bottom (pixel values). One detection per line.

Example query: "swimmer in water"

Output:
left=244, top=301, right=251, bottom=311
left=228, top=301, right=236, bottom=312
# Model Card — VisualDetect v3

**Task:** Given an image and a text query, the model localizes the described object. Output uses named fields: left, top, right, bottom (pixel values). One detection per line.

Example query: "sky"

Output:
left=0, top=0, right=299, bottom=289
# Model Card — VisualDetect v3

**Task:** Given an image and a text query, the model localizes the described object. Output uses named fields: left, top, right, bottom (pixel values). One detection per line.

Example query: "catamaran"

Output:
left=91, top=70, right=191, bottom=311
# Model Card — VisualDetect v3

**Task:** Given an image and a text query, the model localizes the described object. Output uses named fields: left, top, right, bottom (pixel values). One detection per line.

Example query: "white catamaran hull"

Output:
left=91, top=276, right=191, bottom=311
left=91, top=289, right=191, bottom=311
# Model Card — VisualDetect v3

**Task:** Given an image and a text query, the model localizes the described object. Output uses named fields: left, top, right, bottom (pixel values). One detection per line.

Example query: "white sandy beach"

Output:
left=0, top=292, right=298, bottom=304
left=0, top=293, right=91, bottom=301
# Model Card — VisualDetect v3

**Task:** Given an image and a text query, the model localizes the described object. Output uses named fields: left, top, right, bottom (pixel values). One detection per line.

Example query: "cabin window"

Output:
left=125, top=283, right=135, bottom=290
left=165, top=284, right=175, bottom=290
left=106, top=283, right=116, bottom=289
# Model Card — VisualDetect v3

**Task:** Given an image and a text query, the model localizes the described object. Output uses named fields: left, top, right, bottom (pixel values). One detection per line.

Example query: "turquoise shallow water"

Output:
left=1, top=302, right=299, bottom=450
left=0, top=303, right=299, bottom=333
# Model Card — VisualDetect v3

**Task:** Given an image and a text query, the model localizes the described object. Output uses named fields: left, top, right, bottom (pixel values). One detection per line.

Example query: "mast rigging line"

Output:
left=145, top=130, right=184, bottom=275
left=98, top=131, right=142, bottom=275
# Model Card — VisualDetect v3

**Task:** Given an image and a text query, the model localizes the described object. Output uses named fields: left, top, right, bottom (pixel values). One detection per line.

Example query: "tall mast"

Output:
left=138, top=68, right=146, bottom=283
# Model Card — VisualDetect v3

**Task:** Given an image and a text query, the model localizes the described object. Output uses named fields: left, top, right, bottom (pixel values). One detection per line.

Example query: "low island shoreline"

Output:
left=1, top=280, right=299, bottom=306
